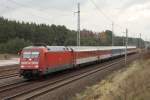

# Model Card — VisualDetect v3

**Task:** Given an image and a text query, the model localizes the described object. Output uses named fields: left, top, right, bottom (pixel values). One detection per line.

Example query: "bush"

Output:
left=0, top=37, right=32, bottom=54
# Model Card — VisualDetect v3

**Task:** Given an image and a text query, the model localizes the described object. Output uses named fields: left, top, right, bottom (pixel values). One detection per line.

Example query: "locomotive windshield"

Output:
left=23, top=51, right=39, bottom=58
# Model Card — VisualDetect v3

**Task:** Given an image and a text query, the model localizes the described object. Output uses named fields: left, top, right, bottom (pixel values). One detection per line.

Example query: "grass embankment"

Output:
left=75, top=57, right=150, bottom=100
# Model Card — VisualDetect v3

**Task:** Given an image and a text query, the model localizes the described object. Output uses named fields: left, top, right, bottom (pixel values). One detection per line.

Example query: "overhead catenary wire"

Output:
left=89, top=0, right=113, bottom=22
left=89, top=0, right=125, bottom=30
left=89, top=0, right=130, bottom=62
left=5, top=0, right=125, bottom=30
left=6, top=0, right=139, bottom=38
left=89, top=0, right=133, bottom=52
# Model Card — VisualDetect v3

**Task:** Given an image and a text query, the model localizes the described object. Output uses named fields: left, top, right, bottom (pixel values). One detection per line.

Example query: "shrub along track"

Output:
left=0, top=53, right=140, bottom=100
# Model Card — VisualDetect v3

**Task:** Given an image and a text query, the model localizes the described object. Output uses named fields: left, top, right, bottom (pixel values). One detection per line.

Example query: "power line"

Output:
left=89, top=0, right=113, bottom=23
left=89, top=0, right=124, bottom=30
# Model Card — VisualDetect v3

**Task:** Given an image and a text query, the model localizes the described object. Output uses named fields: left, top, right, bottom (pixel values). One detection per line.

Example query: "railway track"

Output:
left=0, top=65, right=18, bottom=72
left=0, top=73, right=19, bottom=80
left=0, top=67, right=17, bottom=73
left=0, top=65, right=19, bottom=80
left=0, top=80, right=28, bottom=93
left=1, top=54, right=138, bottom=100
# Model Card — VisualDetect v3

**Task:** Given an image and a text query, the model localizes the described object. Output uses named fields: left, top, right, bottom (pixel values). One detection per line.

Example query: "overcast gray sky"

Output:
left=0, top=0, right=150, bottom=41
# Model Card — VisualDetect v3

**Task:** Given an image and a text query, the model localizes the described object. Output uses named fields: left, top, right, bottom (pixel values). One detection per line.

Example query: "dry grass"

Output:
left=74, top=58, right=150, bottom=100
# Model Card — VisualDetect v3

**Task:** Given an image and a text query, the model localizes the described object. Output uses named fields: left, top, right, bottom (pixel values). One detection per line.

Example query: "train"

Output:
left=19, top=45, right=137, bottom=79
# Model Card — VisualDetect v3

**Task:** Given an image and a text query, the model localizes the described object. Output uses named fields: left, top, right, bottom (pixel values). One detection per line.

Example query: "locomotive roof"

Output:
left=23, top=46, right=46, bottom=49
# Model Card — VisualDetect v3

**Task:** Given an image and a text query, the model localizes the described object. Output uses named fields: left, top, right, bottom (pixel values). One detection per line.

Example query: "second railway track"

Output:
left=0, top=73, right=19, bottom=80
left=0, top=70, right=19, bottom=80
left=0, top=65, right=18, bottom=72
left=0, top=65, right=19, bottom=80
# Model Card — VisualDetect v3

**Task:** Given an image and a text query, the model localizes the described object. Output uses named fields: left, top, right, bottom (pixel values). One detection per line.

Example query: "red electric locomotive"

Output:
left=19, top=45, right=137, bottom=79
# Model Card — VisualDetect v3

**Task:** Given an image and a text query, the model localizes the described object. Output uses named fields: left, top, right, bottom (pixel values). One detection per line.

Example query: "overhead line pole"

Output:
left=139, top=33, right=142, bottom=59
left=139, top=33, right=141, bottom=48
left=125, top=28, right=128, bottom=65
left=112, top=22, right=114, bottom=46
left=77, top=3, right=80, bottom=46
left=74, top=3, right=81, bottom=60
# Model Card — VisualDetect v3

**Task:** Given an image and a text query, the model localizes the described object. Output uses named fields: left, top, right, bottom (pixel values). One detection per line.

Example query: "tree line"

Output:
left=0, top=17, right=145, bottom=54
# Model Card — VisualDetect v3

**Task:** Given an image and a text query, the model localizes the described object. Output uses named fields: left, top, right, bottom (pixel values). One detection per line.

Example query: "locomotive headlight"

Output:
left=21, top=65, right=24, bottom=68
left=35, top=65, right=39, bottom=68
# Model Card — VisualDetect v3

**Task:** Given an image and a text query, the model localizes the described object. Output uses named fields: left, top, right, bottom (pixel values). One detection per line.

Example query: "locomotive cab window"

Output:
left=23, top=51, right=40, bottom=58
